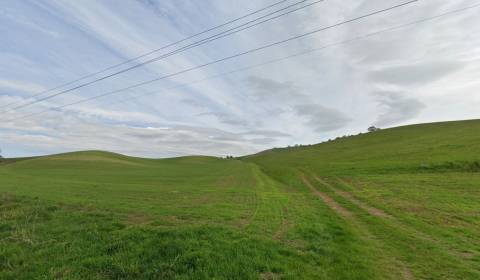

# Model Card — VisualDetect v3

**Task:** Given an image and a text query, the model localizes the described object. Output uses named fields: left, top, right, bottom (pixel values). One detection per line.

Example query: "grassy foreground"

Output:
left=1, top=120, right=480, bottom=279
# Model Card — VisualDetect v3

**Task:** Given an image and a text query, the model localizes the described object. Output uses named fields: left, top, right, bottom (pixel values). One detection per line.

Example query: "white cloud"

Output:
left=0, top=79, right=46, bottom=94
left=1, top=0, right=480, bottom=157
left=373, top=91, right=426, bottom=127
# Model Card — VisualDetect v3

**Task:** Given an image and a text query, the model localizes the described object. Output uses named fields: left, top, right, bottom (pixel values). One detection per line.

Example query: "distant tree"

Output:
left=0, top=148, right=3, bottom=162
left=368, top=126, right=381, bottom=132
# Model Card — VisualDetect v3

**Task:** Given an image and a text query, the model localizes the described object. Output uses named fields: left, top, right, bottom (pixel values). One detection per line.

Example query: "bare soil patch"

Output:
left=301, top=175, right=352, bottom=218
left=315, top=176, right=391, bottom=218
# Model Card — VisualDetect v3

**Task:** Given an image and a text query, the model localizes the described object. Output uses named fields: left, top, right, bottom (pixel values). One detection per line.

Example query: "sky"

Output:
left=1, top=0, right=479, bottom=158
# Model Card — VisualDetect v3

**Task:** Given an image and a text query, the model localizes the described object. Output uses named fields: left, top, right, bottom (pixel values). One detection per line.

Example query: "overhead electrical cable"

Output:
left=104, top=2, right=480, bottom=110
left=0, top=0, right=290, bottom=110
left=2, top=0, right=324, bottom=113
left=7, top=0, right=420, bottom=122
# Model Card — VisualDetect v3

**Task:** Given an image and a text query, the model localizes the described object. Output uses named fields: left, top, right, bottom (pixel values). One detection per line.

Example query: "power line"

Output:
left=7, top=0, right=419, bottom=122
left=3, top=0, right=318, bottom=113
left=7, top=0, right=420, bottom=122
left=2, top=0, right=323, bottom=114
left=94, top=2, right=480, bottom=111
left=0, top=0, right=289, bottom=110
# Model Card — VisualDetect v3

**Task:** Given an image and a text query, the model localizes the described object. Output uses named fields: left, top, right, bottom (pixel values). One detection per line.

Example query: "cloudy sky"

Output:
left=1, top=0, right=479, bottom=158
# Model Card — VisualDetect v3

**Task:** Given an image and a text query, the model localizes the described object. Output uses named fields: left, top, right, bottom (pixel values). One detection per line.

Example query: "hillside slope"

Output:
left=245, top=119, right=480, bottom=279
left=2, top=151, right=365, bottom=279
left=1, top=120, right=479, bottom=279
left=246, top=119, right=480, bottom=176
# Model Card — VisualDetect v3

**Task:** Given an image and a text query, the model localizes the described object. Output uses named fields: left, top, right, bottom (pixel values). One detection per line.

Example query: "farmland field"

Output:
left=1, top=120, right=480, bottom=279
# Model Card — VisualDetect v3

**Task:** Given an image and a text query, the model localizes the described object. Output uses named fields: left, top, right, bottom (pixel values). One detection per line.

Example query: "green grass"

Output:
left=1, top=119, right=480, bottom=279
left=245, top=119, right=480, bottom=279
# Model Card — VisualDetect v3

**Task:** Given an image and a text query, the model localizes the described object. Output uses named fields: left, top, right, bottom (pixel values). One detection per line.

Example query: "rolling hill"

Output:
left=1, top=120, right=479, bottom=279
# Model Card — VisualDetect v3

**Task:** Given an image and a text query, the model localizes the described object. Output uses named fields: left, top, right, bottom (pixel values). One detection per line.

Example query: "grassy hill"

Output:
left=246, top=119, right=480, bottom=175
left=1, top=120, right=479, bottom=279
left=245, top=119, right=480, bottom=279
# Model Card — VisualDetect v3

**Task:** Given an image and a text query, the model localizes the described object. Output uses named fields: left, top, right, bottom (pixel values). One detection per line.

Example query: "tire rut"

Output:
left=301, top=175, right=352, bottom=218
left=302, top=174, right=414, bottom=280
left=314, top=176, right=391, bottom=218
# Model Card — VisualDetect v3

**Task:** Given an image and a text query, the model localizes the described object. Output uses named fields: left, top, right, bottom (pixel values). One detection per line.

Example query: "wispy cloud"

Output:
left=0, top=79, right=46, bottom=95
left=1, top=0, right=479, bottom=157
left=369, top=60, right=465, bottom=87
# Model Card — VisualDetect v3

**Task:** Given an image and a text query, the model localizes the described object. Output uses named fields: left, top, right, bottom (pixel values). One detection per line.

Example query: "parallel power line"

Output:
left=1, top=0, right=325, bottom=113
left=6, top=0, right=420, bottom=122
left=101, top=2, right=480, bottom=111
left=0, top=0, right=290, bottom=110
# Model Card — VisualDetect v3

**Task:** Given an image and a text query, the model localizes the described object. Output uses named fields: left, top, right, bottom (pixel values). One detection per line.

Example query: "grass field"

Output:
left=1, top=120, right=479, bottom=279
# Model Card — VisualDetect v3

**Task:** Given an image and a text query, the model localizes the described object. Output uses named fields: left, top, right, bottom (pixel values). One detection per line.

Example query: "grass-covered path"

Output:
left=300, top=172, right=480, bottom=279
left=1, top=120, right=480, bottom=279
